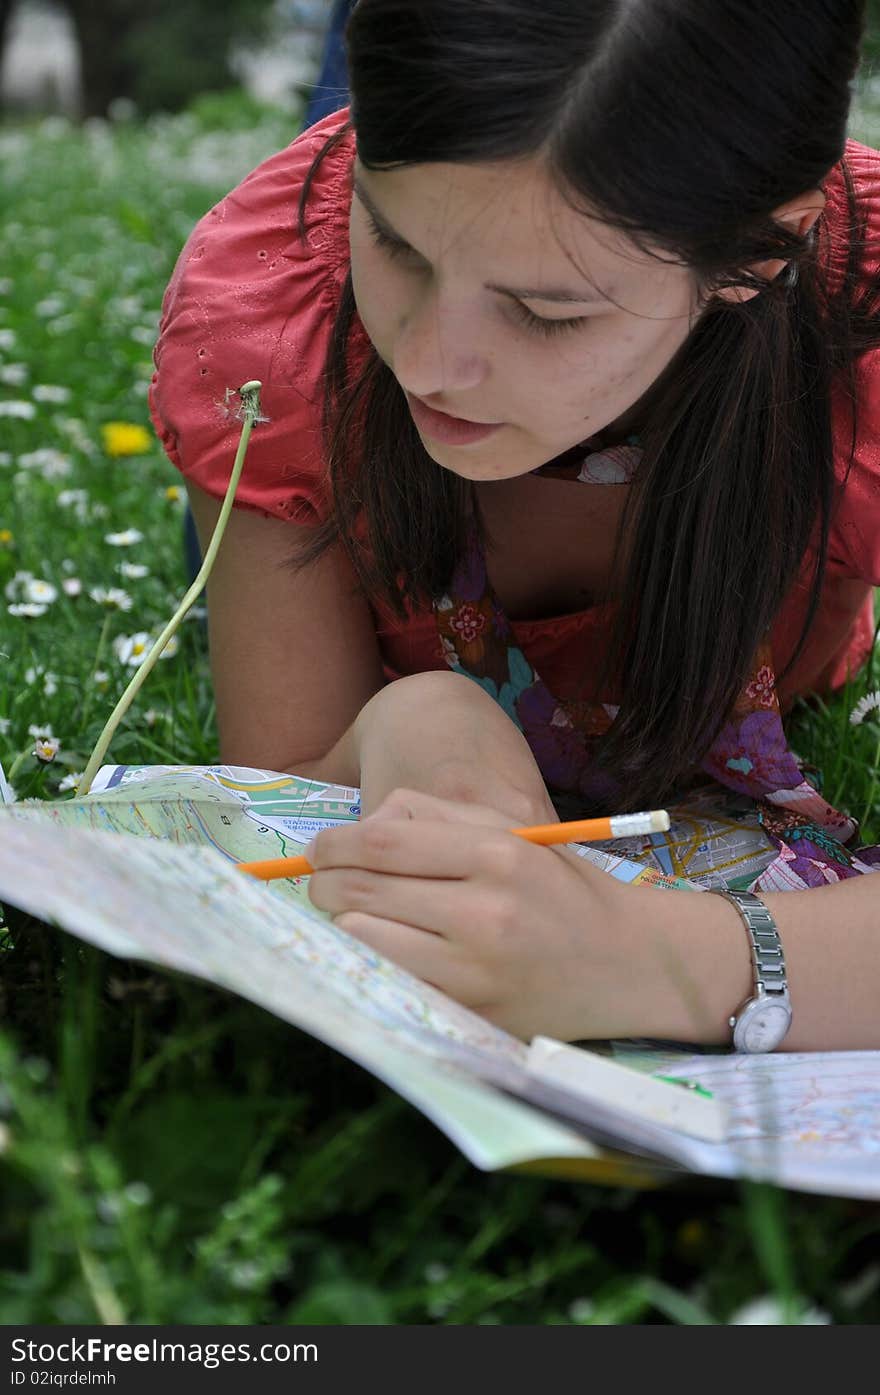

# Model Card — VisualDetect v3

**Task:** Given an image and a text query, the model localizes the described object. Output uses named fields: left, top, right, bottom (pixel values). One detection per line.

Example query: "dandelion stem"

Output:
left=77, top=381, right=264, bottom=796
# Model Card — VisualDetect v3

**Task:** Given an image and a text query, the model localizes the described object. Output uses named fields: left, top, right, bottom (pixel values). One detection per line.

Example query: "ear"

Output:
left=714, top=189, right=826, bottom=305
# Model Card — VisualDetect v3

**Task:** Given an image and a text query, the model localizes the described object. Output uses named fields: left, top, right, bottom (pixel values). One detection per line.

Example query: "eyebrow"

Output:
left=352, top=175, right=612, bottom=305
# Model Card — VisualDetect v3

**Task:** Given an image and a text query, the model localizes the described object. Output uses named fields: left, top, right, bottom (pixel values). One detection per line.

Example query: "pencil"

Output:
left=236, top=808, right=670, bottom=882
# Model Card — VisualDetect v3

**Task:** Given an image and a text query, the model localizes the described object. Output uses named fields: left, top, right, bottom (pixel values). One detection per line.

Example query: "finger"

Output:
left=308, top=860, right=511, bottom=938
left=331, top=910, right=490, bottom=1006
left=308, top=813, right=526, bottom=880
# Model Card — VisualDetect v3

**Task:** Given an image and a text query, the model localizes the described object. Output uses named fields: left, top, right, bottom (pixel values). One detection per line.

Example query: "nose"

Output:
left=391, top=283, right=488, bottom=399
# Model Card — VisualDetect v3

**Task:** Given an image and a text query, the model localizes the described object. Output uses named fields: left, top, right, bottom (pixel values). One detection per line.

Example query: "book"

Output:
left=1, top=762, right=879, bottom=1200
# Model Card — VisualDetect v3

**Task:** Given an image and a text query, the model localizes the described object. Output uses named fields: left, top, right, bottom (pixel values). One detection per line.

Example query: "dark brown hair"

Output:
left=293, top=0, right=880, bottom=810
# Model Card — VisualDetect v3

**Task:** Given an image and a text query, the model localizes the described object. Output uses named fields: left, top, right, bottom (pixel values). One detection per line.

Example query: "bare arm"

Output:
left=186, top=481, right=386, bottom=781
left=623, top=872, right=880, bottom=1050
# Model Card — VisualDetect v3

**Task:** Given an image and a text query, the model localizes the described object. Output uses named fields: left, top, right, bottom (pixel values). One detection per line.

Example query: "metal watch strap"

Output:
left=711, top=888, right=789, bottom=1008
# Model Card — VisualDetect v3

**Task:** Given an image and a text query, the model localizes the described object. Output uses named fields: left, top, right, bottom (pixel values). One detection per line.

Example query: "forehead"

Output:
left=355, top=152, right=669, bottom=295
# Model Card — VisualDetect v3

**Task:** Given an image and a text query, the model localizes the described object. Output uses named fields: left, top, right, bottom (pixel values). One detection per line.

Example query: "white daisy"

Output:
left=57, top=489, right=89, bottom=520
left=18, top=448, right=72, bottom=479
left=42, top=672, right=58, bottom=697
left=113, top=631, right=152, bottom=666
left=22, top=578, right=58, bottom=606
left=158, top=633, right=179, bottom=660
left=0, top=328, right=17, bottom=350
left=28, top=723, right=54, bottom=740
left=33, top=385, right=71, bottom=404
left=62, top=577, right=82, bottom=596
left=849, top=691, right=880, bottom=726
left=35, top=296, right=65, bottom=318
left=93, top=670, right=110, bottom=688
left=0, top=363, right=28, bottom=386
left=728, top=1295, right=831, bottom=1325
left=0, top=401, right=36, bottom=420
left=5, top=570, right=33, bottom=600
left=89, top=586, right=133, bottom=611
left=33, top=735, right=60, bottom=762
left=118, top=561, right=149, bottom=579
left=8, top=602, right=48, bottom=617
left=58, top=771, right=83, bottom=792
left=105, top=528, right=144, bottom=547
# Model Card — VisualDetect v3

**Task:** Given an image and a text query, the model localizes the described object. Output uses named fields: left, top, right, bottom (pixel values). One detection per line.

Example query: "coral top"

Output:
left=150, top=109, right=880, bottom=711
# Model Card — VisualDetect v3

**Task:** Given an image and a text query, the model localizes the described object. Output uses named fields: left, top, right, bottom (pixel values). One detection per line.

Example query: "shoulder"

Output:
left=149, top=109, right=360, bottom=522
left=819, top=141, right=880, bottom=585
left=820, top=137, right=880, bottom=297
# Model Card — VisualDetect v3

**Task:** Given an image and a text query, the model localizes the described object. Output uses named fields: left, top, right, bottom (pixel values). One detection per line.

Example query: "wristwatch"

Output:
left=710, top=888, right=792, bottom=1052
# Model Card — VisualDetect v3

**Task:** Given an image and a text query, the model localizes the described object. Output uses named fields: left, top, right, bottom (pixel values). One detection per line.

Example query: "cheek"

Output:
left=350, top=236, right=393, bottom=341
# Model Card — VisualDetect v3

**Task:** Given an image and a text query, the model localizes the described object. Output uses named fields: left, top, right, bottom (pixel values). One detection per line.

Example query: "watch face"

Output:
left=738, top=1001, right=792, bottom=1053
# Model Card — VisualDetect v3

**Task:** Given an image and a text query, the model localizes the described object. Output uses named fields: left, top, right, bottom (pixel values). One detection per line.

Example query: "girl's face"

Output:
left=349, top=153, right=701, bottom=480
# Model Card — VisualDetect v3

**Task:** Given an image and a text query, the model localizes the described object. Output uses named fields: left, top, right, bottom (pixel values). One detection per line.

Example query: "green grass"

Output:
left=1, top=97, right=880, bottom=1326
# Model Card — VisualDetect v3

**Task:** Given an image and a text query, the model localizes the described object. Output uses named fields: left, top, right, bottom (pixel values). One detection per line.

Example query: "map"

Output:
left=1, top=763, right=877, bottom=1198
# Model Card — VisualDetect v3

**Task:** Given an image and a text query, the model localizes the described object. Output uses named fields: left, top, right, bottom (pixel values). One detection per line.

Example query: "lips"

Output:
left=412, top=395, right=495, bottom=426
left=405, top=392, right=504, bottom=446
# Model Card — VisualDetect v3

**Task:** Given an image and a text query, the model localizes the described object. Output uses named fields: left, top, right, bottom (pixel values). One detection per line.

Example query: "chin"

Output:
left=417, top=435, right=534, bottom=481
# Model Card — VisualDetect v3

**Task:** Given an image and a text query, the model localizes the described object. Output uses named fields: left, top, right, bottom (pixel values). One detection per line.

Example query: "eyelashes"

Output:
left=505, top=300, right=589, bottom=339
left=363, top=215, right=588, bottom=339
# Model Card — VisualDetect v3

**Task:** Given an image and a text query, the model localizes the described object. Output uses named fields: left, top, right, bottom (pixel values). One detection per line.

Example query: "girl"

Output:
left=151, top=1, right=880, bottom=1050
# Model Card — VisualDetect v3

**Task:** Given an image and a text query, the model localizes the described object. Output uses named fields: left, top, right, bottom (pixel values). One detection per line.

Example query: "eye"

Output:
left=508, top=300, right=588, bottom=338
left=363, top=206, right=588, bottom=338
left=364, top=213, right=423, bottom=266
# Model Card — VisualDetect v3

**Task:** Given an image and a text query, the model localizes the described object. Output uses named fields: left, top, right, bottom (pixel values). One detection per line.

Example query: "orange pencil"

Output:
left=236, top=808, right=670, bottom=882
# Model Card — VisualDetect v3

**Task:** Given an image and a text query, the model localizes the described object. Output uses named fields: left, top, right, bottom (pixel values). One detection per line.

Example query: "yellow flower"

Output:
left=165, top=484, right=181, bottom=502
left=101, top=422, right=153, bottom=457
left=0, top=529, right=13, bottom=548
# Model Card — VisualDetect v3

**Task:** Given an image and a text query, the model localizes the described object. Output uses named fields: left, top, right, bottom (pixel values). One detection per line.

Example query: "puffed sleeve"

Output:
left=148, top=110, right=357, bottom=525
left=828, top=349, right=880, bottom=587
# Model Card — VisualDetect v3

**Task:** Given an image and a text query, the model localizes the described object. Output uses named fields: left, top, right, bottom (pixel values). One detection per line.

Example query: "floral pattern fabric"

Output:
left=433, top=440, right=880, bottom=893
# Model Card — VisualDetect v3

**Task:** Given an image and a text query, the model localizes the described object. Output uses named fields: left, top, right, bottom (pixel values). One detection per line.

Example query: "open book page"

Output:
left=2, top=764, right=879, bottom=1198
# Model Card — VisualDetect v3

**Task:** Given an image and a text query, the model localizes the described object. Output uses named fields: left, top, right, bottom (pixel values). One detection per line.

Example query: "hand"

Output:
left=305, top=786, right=634, bottom=1041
